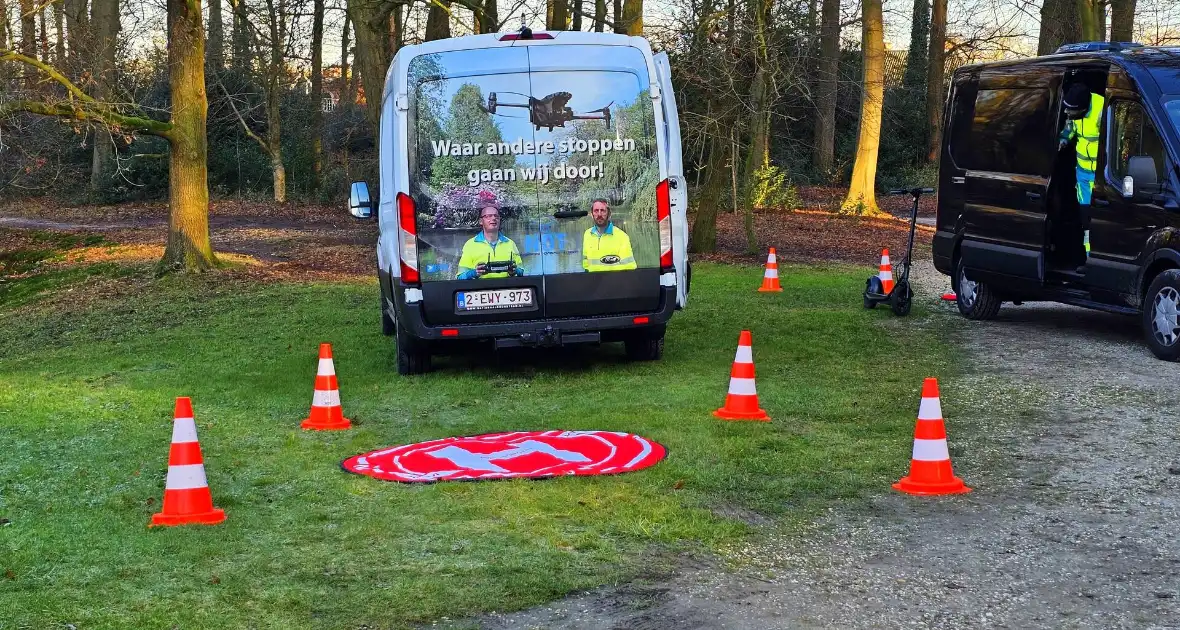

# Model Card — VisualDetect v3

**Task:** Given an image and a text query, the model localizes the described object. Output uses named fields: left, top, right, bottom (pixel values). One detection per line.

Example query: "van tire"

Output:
left=1142, top=269, right=1180, bottom=361
left=625, top=326, right=665, bottom=361
left=396, top=321, right=431, bottom=375
left=954, top=258, right=1001, bottom=320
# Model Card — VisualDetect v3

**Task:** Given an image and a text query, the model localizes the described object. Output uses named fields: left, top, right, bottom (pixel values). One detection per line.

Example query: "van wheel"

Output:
left=625, top=326, right=665, bottom=361
left=1142, top=269, right=1180, bottom=361
left=955, top=259, right=1001, bottom=320
left=395, top=321, right=431, bottom=375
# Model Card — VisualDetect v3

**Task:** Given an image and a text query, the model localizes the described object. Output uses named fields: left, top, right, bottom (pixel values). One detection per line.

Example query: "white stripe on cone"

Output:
left=727, top=377, right=757, bottom=396
left=165, top=463, right=210, bottom=490
left=734, top=345, right=753, bottom=364
left=880, top=254, right=890, bottom=265
left=313, top=389, right=341, bottom=408
left=879, top=270, right=893, bottom=281
left=763, top=269, right=779, bottom=279
left=768, top=253, right=777, bottom=263
left=318, top=358, right=335, bottom=376
left=911, top=438, right=950, bottom=462
left=918, top=397, right=942, bottom=421
left=171, top=417, right=199, bottom=444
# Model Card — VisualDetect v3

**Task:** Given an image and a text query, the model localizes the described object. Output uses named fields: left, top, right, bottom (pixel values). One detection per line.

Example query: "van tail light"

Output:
left=499, top=32, right=554, bottom=40
left=656, top=179, right=673, bottom=269
left=397, top=192, right=419, bottom=284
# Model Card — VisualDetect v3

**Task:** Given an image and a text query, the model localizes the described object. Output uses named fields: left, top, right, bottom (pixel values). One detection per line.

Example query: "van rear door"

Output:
left=406, top=47, right=547, bottom=326
left=524, top=44, right=665, bottom=318
left=653, top=51, right=688, bottom=308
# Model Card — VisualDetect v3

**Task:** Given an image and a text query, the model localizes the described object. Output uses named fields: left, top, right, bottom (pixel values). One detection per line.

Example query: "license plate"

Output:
left=456, top=288, right=534, bottom=311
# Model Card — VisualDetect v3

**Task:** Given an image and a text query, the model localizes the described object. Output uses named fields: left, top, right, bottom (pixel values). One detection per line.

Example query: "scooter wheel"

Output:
left=890, top=280, right=913, bottom=316
left=864, top=277, right=882, bottom=309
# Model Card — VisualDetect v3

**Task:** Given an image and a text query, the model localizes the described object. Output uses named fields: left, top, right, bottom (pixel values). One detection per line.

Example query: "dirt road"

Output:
left=466, top=260, right=1180, bottom=630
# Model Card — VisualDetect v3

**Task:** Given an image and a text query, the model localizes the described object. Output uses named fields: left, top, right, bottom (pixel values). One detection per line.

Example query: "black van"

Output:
left=932, top=42, right=1180, bottom=360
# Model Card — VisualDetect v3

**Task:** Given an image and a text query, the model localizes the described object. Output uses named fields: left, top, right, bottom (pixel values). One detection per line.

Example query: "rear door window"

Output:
left=524, top=45, right=662, bottom=276
left=407, top=48, right=541, bottom=282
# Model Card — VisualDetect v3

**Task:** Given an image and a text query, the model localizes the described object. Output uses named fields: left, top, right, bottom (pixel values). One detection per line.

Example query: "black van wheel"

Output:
left=395, top=321, right=431, bottom=375
left=1142, top=269, right=1180, bottom=361
left=955, top=258, right=1001, bottom=320
left=625, top=326, right=665, bottom=361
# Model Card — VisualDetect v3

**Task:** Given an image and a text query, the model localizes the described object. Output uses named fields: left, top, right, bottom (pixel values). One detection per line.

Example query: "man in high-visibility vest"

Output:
left=457, top=205, right=525, bottom=279
left=582, top=199, right=637, bottom=272
left=1059, top=82, right=1105, bottom=262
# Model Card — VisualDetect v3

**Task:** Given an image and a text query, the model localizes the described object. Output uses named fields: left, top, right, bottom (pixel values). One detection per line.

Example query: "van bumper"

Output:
left=932, top=229, right=956, bottom=276
left=389, top=284, right=677, bottom=346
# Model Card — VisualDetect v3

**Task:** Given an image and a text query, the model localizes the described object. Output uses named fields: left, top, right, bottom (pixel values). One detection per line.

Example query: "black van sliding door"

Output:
left=957, top=68, right=1057, bottom=289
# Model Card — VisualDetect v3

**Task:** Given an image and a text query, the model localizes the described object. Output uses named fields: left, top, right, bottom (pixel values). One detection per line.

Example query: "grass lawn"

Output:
left=0, top=245, right=956, bottom=629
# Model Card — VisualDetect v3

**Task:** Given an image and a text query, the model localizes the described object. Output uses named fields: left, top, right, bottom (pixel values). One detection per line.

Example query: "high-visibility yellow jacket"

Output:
left=1063, top=92, right=1105, bottom=173
left=457, top=232, right=524, bottom=279
left=582, top=222, right=637, bottom=272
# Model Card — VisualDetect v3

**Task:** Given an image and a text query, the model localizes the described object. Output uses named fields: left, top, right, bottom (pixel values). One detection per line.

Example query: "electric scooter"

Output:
left=862, top=186, right=934, bottom=317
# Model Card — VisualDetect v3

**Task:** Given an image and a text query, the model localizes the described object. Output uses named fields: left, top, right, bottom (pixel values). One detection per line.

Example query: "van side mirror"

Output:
left=1127, top=156, right=1159, bottom=196
left=349, top=182, right=373, bottom=219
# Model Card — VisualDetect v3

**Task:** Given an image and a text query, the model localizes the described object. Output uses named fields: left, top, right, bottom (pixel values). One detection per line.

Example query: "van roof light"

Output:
left=500, top=27, right=553, bottom=41
left=1054, top=41, right=1143, bottom=54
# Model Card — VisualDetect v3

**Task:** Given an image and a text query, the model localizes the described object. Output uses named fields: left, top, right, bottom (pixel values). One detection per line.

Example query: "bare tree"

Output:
left=925, top=0, right=946, bottom=162
left=1111, top=0, right=1135, bottom=41
left=89, top=0, right=120, bottom=193
left=841, top=0, right=885, bottom=216
left=812, top=0, right=838, bottom=176
left=311, top=0, right=324, bottom=192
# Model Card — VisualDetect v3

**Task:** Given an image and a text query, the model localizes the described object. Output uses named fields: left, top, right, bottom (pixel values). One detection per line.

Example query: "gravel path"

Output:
left=461, top=260, right=1180, bottom=630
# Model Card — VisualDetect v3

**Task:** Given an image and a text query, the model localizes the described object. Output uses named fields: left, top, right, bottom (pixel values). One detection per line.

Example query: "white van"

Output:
left=348, top=27, right=690, bottom=374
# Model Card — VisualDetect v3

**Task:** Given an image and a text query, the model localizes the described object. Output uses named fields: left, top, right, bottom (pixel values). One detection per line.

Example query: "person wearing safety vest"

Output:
left=582, top=199, right=637, bottom=272
left=456, top=205, right=525, bottom=279
left=1059, top=82, right=1104, bottom=262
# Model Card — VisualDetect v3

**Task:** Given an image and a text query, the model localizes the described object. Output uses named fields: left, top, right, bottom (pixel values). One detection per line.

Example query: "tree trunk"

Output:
left=841, top=0, right=885, bottom=216
left=265, top=0, right=286, bottom=203
left=593, top=0, right=605, bottom=31
left=19, top=0, right=35, bottom=79
left=620, top=0, right=640, bottom=34
left=89, top=0, right=119, bottom=194
left=64, top=0, right=87, bottom=67
left=483, top=0, right=497, bottom=31
left=812, top=0, right=838, bottom=176
left=572, top=0, right=581, bottom=30
left=341, top=10, right=351, bottom=107
left=1110, top=0, right=1135, bottom=41
left=690, top=130, right=726, bottom=253
left=425, top=0, right=450, bottom=40
left=925, top=0, right=946, bottom=163
left=1037, top=0, right=1081, bottom=55
left=612, top=0, right=621, bottom=33
left=310, top=0, right=323, bottom=193
left=231, top=0, right=249, bottom=68
left=52, top=0, right=64, bottom=64
left=1077, top=0, right=1101, bottom=41
left=208, top=0, right=224, bottom=68
left=161, top=0, right=216, bottom=272
left=547, top=0, right=567, bottom=30
left=902, top=0, right=928, bottom=90
left=347, top=0, right=390, bottom=137
left=0, top=1, right=9, bottom=68
left=38, top=5, right=48, bottom=60
left=740, top=0, right=772, bottom=253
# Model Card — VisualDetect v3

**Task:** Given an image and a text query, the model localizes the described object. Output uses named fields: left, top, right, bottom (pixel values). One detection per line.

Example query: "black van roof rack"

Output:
left=1054, top=41, right=1144, bottom=54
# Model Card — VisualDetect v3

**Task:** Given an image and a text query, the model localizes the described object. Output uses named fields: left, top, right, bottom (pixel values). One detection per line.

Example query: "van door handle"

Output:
left=553, top=210, right=589, bottom=219
left=1026, top=192, right=1042, bottom=200
left=1093, top=198, right=1110, bottom=206
left=951, top=177, right=965, bottom=184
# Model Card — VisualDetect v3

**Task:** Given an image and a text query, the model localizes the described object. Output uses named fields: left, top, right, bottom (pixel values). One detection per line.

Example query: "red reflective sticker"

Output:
left=341, top=430, right=667, bottom=483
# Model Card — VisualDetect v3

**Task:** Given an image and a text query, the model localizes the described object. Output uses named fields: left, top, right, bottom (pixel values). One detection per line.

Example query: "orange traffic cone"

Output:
left=713, top=330, right=770, bottom=422
left=878, top=248, right=895, bottom=294
left=757, top=248, right=783, bottom=292
left=301, top=343, right=352, bottom=430
left=893, top=378, right=971, bottom=496
left=150, top=397, right=226, bottom=527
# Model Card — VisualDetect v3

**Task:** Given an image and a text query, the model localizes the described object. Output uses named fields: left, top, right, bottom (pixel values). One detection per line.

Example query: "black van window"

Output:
left=966, top=88, right=1052, bottom=175
left=1108, top=100, right=1168, bottom=184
